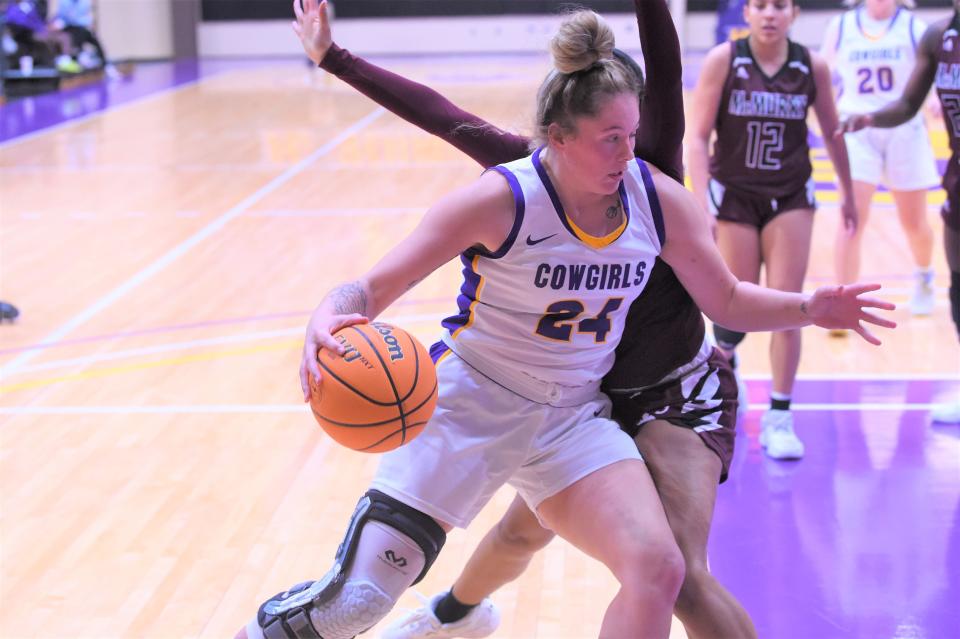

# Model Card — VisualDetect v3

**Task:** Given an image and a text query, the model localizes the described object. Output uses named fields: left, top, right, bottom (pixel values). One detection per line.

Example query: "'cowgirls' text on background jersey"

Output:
left=830, top=6, right=926, bottom=117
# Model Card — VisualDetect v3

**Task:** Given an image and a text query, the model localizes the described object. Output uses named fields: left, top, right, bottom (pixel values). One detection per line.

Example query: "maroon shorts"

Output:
left=708, top=177, right=816, bottom=229
left=607, top=348, right=738, bottom=483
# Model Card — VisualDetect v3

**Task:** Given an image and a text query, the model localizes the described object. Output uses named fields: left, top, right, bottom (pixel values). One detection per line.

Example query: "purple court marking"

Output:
left=0, top=296, right=453, bottom=356
left=743, top=378, right=959, bottom=407
left=713, top=404, right=960, bottom=639
left=0, top=58, right=280, bottom=144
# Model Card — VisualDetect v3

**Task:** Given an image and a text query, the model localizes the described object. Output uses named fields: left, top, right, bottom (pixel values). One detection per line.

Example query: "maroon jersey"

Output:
left=936, top=12, right=960, bottom=203
left=710, top=38, right=817, bottom=198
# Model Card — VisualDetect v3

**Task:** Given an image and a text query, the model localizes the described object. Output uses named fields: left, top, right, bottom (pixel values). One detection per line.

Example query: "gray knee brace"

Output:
left=253, top=490, right=446, bottom=639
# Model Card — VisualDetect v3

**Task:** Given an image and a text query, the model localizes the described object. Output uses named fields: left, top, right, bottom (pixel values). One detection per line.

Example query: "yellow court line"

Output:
left=0, top=340, right=300, bottom=393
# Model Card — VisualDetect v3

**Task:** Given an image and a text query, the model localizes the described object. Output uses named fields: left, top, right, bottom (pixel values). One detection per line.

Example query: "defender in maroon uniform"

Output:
left=690, top=0, right=856, bottom=460
left=290, top=1, right=755, bottom=638
left=839, top=0, right=960, bottom=423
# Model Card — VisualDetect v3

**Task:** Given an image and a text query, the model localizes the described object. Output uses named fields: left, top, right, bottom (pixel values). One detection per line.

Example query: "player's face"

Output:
left=744, top=0, right=798, bottom=45
left=563, top=92, right=640, bottom=194
left=864, top=0, right=899, bottom=17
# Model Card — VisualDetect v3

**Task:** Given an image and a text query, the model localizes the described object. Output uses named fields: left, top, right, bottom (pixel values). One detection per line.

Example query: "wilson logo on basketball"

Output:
left=311, top=323, right=439, bottom=453
left=372, top=322, right=405, bottom=361
left=335, top=334, right=375, bottom=369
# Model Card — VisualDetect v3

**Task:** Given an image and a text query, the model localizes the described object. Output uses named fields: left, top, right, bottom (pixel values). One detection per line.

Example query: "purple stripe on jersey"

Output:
left=485, top=166, right=526, bottom=258
left=909, top=15, right=917, bottom=50
left=440, top=254, right=482, bottom=334
left=618, top=179, right=631, bottom=227
left=636, top=159, right=665, bottom=247
left=532, top=146, right=580, bottom=240
left=429, top=340, right=450, bottom=364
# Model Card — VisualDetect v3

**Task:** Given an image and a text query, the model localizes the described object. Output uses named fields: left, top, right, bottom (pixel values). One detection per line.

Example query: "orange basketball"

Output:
left=309, top=322, right=438, bottom=453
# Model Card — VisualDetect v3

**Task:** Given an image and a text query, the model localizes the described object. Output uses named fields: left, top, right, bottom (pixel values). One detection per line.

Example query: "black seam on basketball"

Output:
left=396, top=331, right=420, bottom=405
left=348, top=325, right=407, bottom=438
left=312, top=378, right=436, bottom=428
left=358, top=421, right=430, bottom=451
left=312, top=405, right=403, bottom=428
left=317, top=357, right=400, bottom=406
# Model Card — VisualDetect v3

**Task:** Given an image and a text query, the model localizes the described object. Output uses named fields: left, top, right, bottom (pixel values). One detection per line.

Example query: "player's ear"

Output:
left=547, top=122, right=568, bottom=148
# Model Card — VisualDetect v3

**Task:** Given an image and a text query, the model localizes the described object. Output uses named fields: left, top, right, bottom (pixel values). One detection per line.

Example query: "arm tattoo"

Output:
left=327, top=281, right=368, bottom=315
left=800, top=300, right=808, bottom=317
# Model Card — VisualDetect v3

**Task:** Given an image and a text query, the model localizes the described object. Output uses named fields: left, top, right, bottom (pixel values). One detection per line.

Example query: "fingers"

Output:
left=858, top=296, right=896, bottom=311
left=853, top=323, right=882, bottom=346
left=860, top=309, right=897, bottom=329
left=299, top=360, right=312, bottom=402
left=331, top=313, right=369, bottom=335
left=291, top=20, right=301, bottom=36
left=293, top=0, right=303, bottom=20
left=841, top=282, right=883, bottom=296
left=319, top=0, right=331, bottom=29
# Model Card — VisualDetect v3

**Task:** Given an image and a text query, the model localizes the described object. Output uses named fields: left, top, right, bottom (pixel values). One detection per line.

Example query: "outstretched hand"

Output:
left=804, top=283, right=896, bottom=345
left=292, top=0, right=333, bottom=66
left=299, top=309, right=368, bottom=402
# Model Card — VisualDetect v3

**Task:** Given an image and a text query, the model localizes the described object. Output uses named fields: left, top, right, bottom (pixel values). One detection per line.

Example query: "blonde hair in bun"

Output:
left=550, top=9, right=616, bottom=74
left=532, top=10, right=640, bottom=148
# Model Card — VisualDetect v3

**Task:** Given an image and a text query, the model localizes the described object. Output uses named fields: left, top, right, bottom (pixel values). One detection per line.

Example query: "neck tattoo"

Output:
left=605, top=200, right=622, bottom=219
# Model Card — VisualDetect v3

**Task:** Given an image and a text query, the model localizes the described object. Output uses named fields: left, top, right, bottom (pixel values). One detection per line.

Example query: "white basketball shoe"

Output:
left=380, top=591, right=500, bottom=639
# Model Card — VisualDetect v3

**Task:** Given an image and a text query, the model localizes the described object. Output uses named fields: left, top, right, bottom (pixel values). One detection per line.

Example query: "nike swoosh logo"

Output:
left=526, top=233, right=557, bottom=246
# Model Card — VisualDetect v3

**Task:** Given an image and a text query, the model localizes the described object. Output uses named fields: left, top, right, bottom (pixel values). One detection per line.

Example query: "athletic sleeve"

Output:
left=633, top=0, right=685, bottom=184
left=319, top=44, right=531, bottom=168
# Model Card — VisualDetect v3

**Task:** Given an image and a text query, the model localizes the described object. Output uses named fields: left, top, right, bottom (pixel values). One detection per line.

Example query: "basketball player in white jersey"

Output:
left=236, top=11, right=895, bottom=639
left=823, top=0, right=941, bottom=316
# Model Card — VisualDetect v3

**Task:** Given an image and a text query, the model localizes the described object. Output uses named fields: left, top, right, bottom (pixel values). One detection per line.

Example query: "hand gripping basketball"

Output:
left=308, top=323, right=439, bottom=452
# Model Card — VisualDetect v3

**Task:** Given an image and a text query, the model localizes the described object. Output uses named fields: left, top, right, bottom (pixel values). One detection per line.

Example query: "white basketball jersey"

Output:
left=439, top=148, right=665, bottom=396
left=831, top=6, right=927, bottom=116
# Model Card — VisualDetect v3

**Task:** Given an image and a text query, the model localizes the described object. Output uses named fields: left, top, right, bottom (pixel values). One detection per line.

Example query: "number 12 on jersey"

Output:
left=536, top=298, right=624, bottom=343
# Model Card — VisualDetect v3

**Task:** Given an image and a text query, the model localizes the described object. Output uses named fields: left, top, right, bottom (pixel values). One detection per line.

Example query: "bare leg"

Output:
left=450, top=494, right=554, bottom=604
left=538, top=460, right=684, bottom=639
left=635, top=421, right=756, bottom=639
left=891, top=188, right=934, bottom=270
left=714, top=220, right=762, bottom=360
left=835, top=180, right=876, bottom=285
left=761, top=209, right=814, bottom=396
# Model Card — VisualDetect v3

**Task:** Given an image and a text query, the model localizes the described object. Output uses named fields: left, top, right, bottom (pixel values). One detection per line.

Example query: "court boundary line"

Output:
left=0, top=107, right=387, bottom=376
left=0, top=402, right=954, bottom=415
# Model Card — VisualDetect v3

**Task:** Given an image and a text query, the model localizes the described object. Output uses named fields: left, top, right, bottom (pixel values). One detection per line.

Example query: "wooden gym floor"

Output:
left=1, top=55, right=957, bottom=638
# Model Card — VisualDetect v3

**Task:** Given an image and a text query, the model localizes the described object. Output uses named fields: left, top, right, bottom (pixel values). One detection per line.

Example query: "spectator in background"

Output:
left=4, top=0, right=79, bottom=72
left=50, top=0, right=117, bottom=76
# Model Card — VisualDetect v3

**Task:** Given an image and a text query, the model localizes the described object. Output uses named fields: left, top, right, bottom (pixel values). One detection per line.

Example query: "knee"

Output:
left=492, top=515, right=555, bottom=557
left=618, top=541, right=686, bottom=603
left=675, top=562, right=713, bottom=617
left=901, top=215, right=932, bottom=236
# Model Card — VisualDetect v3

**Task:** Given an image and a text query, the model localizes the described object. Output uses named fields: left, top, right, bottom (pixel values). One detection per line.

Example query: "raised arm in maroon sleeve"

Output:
left=634, top=0, right=685, bottom=183
left=319, top=44, right=530, bottom=168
